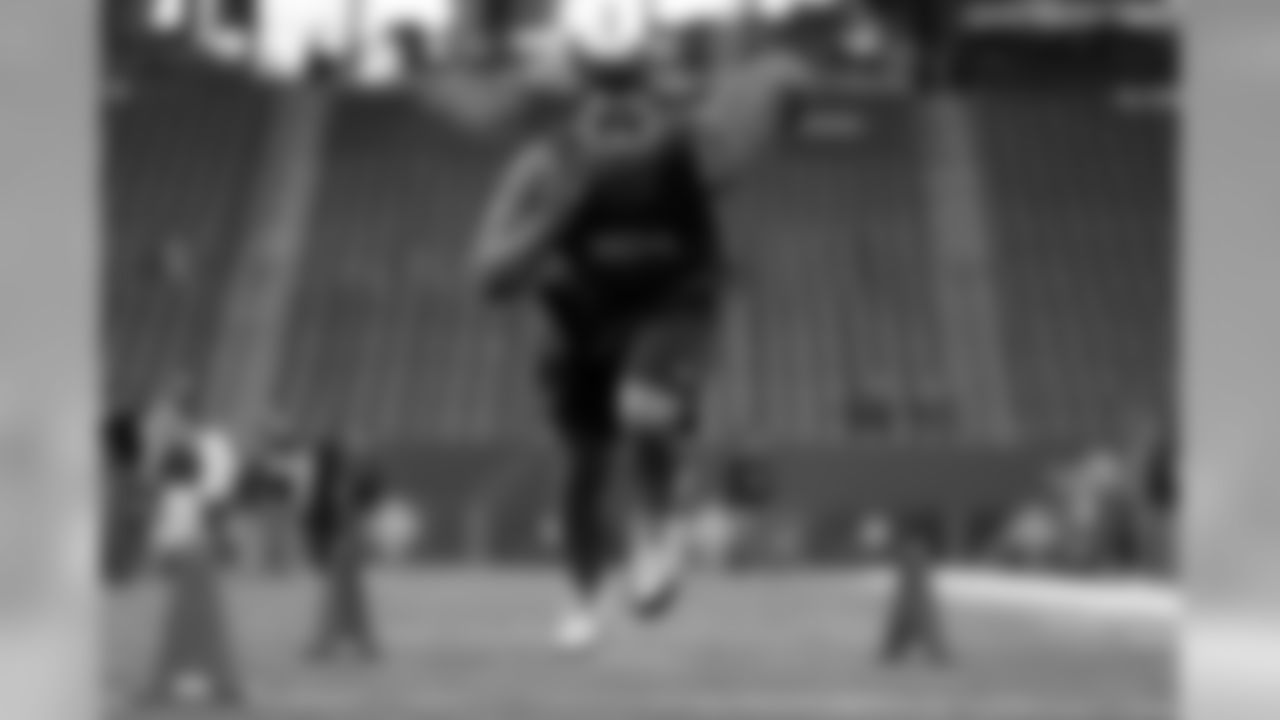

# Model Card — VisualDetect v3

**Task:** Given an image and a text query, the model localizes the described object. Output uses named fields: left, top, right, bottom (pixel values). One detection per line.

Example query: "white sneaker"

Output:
left=629, top=519, right=688, bottom=620
left=554, top=607, right=602, bottom=651
left=554, top=586, right=617, bottom=652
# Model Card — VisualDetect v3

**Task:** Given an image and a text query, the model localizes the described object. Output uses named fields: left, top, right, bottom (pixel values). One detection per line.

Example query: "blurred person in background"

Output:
left=235, top=429, right=313, bottom=575
left=301, top=437, right=385, bottom=574
left=104, top=381, right=201, bottom=576
left=103, top=406, right=146, bottom=583
left=1001, top=500, right=1060, bottom=570
left=1052, top=437, right=1136, bottom=573
left=1117, top=409, right=1177, bottom=572
left=1144, top=418, right=1176, bottom=571
left=141, top=395, right=244, bottom=573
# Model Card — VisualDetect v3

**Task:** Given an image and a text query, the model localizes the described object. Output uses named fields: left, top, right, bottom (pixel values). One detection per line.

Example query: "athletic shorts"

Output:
left=541, top=283, right=718, bottom=443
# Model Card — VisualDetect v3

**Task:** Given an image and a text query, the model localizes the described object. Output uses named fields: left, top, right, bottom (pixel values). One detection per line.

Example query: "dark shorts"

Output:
left=541, top=283, right=718, bottom=443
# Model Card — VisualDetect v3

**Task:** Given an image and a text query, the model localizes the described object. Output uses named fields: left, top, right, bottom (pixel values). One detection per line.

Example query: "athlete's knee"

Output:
left=617, top=378, right=686, bottom=434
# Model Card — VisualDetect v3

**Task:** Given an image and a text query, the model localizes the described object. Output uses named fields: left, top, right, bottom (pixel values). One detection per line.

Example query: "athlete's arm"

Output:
left=692, top=49, right=818, bottom=189
left=470, top=139, right=573, bottom=299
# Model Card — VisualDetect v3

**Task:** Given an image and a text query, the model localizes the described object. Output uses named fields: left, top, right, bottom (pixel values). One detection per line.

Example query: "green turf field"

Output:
left=105, top=570, right=1173, bottom=720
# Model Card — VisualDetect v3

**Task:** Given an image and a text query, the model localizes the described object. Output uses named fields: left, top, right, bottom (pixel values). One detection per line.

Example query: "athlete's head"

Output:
left=567, top=57, right=680, bottom=161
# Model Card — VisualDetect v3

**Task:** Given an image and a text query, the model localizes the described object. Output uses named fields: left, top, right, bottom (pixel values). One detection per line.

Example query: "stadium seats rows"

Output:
left=106, top=62, right=271, bottom=410
left=276, top=97, right=949, bottom=447
left=977, top=93, right=1174, bottom=443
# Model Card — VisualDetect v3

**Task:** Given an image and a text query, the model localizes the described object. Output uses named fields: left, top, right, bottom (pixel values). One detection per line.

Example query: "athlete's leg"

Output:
left=558, top=424, right=618, bottom=601
left=616, top=299, right=718, bottom=618
left=543, top=347, right=624, bottom=646
left=624, top=399, right=696, bottom=539
left=625, top=296, right=716, bottom=516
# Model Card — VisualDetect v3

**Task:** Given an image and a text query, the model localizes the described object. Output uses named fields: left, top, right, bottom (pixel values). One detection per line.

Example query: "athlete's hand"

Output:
left=476, top=255, right=534, bottom=303
left=477, top=251, right=566, bottom=304
left=471, top=140, right=579, bottom=304
left=480, top=265, right=537, bottom=304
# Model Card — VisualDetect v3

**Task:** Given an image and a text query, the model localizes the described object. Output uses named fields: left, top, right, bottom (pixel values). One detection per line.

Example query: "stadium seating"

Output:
left=105, top=81, right=1174, bottom=562
left=277, top=95, right=539, bottom=444
left=277, top=96, right=947, bottom=448
left=718, top=96, right=948, bottom=446
left=976, top=93, right=1174, bottom=443
left=105, top=59, right=270, bottom=409
left=273, top=92, right=1174, bottom=451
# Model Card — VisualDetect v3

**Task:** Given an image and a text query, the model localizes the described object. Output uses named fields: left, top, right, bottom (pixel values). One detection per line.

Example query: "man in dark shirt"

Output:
left=469, top=47, right=809, bottom=648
